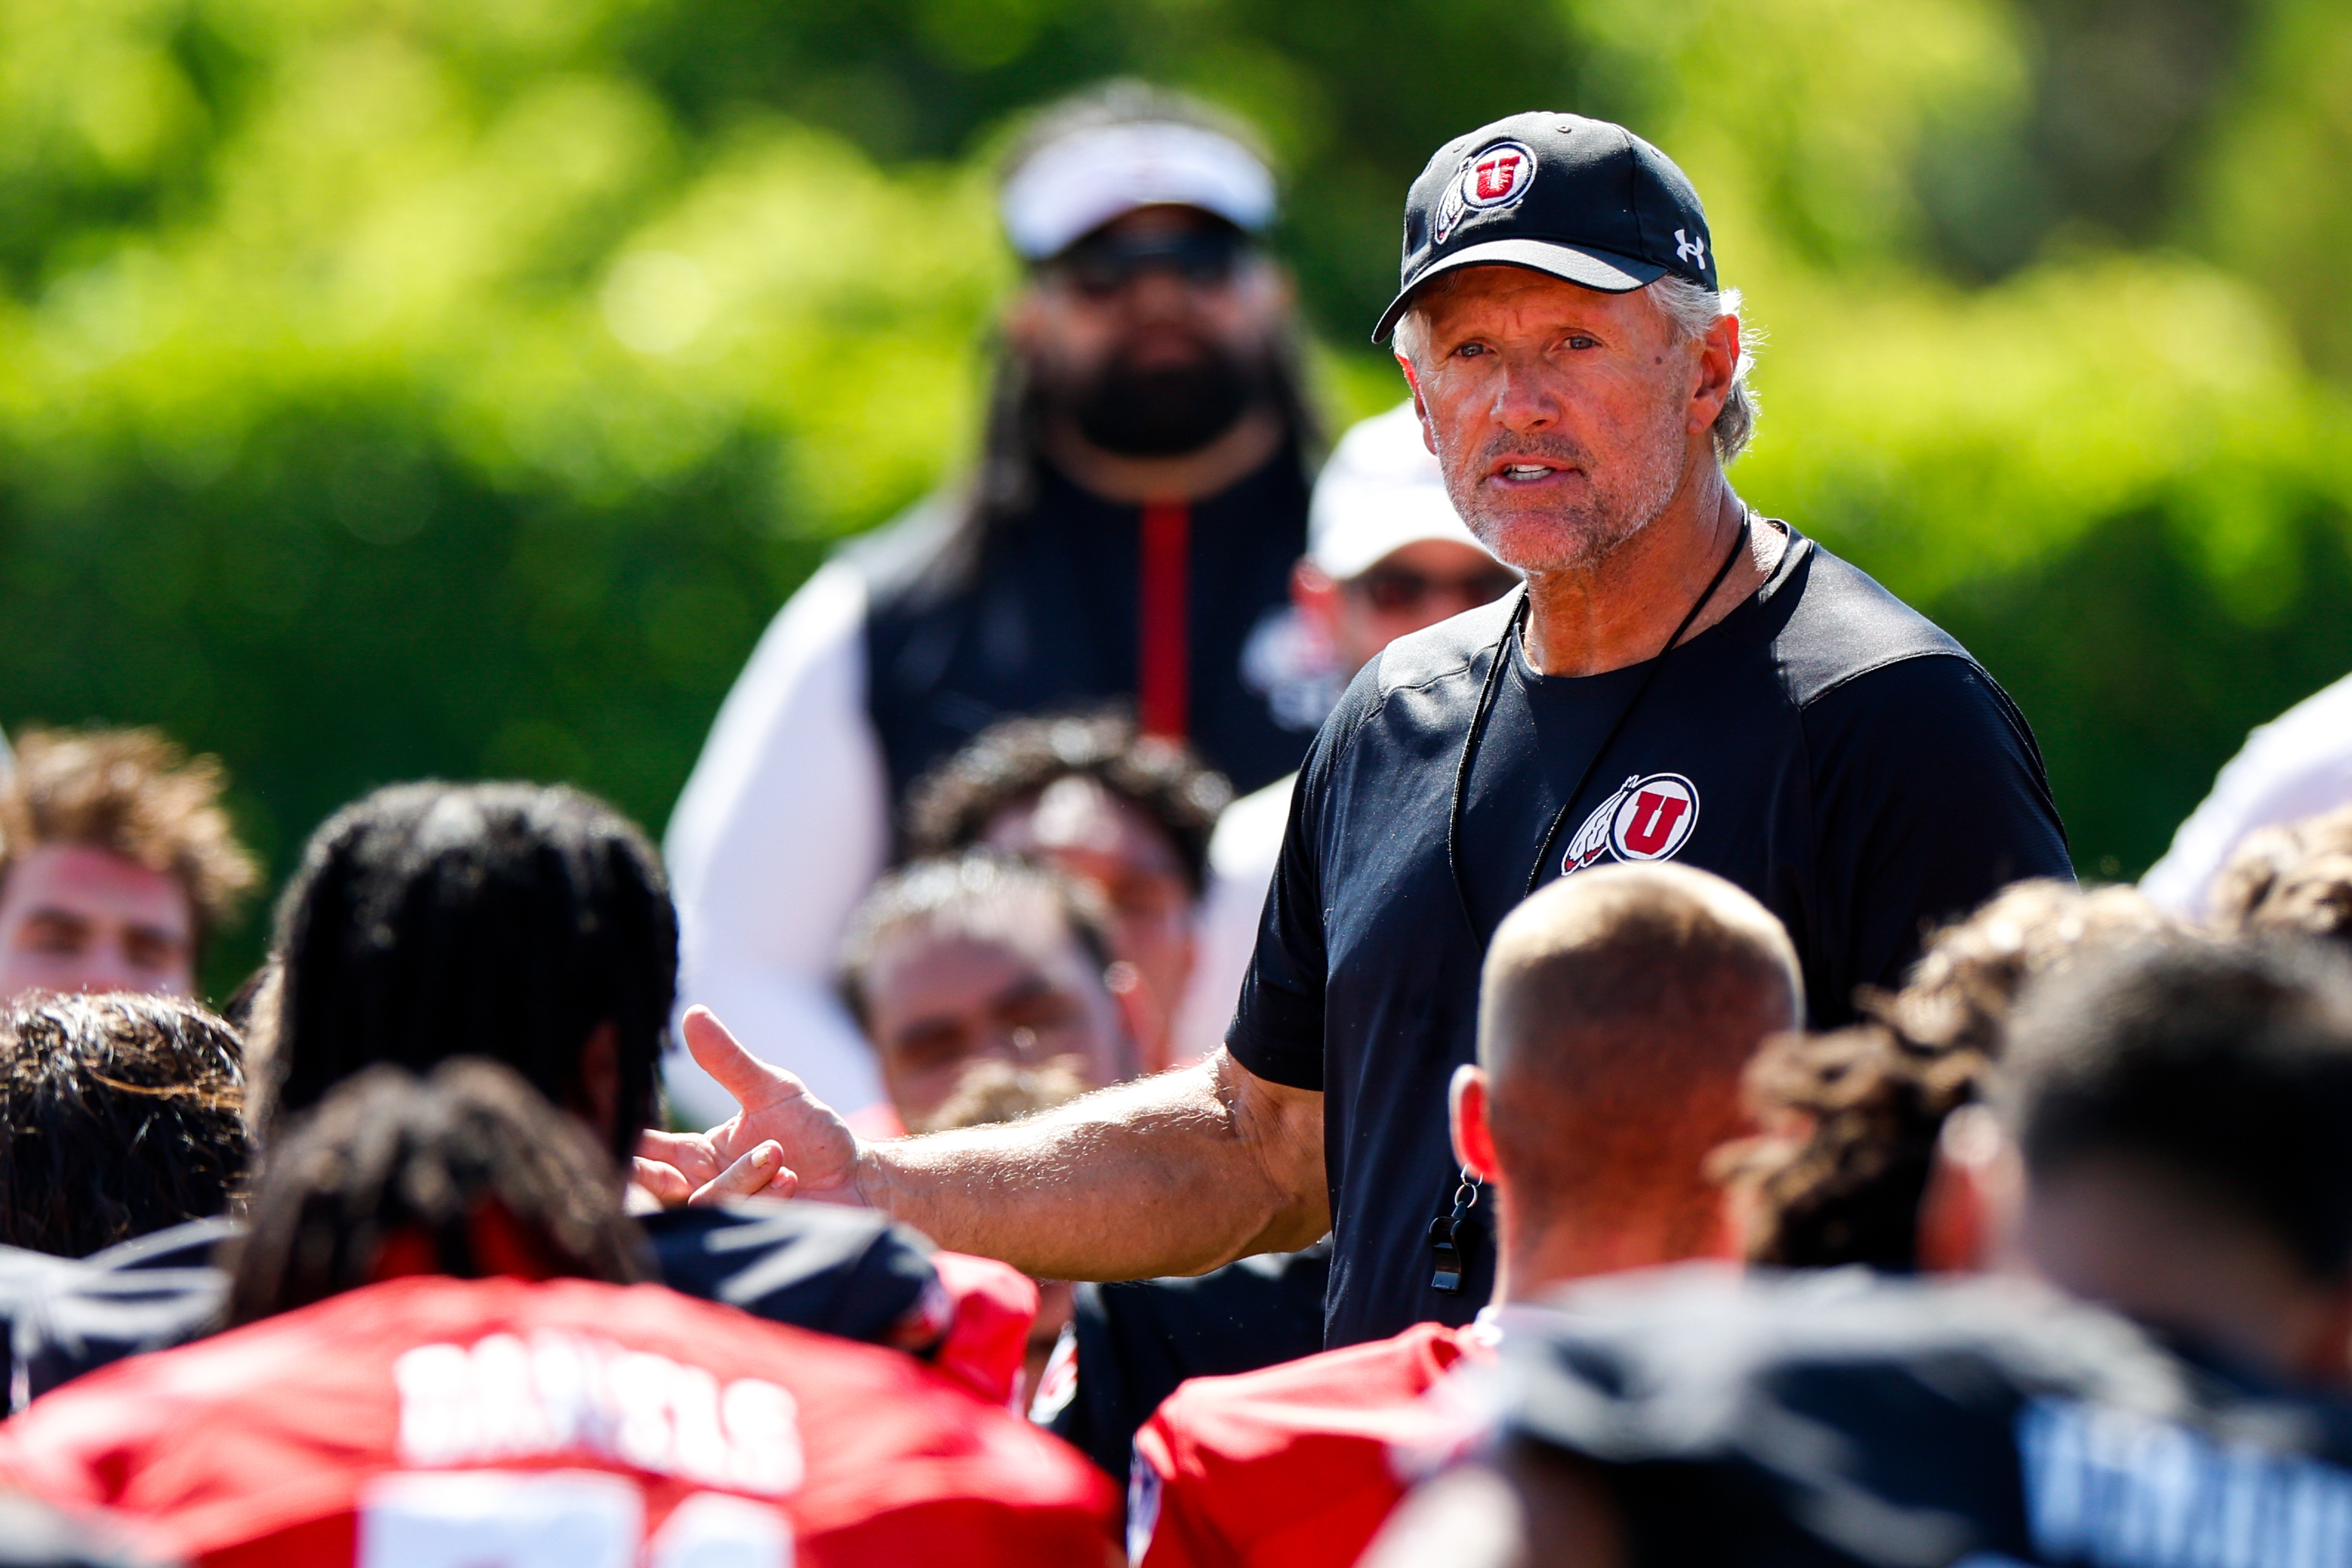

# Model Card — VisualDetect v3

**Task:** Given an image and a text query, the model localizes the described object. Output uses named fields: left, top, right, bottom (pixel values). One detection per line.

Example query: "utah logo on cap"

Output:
left=1560, top=772, right=1701, bottom=877
left=1434, top=139, right=1537, bottom=246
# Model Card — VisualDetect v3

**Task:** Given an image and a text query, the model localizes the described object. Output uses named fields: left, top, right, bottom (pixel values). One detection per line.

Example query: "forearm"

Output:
left=855, top=1052, right=1328, bottom=1281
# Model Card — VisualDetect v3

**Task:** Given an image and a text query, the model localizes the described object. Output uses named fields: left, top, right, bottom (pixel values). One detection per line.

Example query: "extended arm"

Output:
left=645, top=1007, right=1329, bottom=1281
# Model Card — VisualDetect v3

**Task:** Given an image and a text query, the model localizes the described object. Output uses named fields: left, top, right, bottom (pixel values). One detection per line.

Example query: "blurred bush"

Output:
left=0, top=0, right=2343, bottom=993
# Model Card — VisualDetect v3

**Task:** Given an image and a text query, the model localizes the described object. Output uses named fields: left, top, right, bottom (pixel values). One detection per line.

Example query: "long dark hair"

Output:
left=226, top=1058, right=650, bottom=1326
left=258, top=781, right=675, bottom=1163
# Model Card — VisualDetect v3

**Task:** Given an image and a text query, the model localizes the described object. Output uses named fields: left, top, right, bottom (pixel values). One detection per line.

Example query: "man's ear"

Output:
left=1449, top=1063, right=1500, bottom=1183
left=1688, top=312, right=1740, bottom=438
left=1915, top=1105, right=2021, bottom=1274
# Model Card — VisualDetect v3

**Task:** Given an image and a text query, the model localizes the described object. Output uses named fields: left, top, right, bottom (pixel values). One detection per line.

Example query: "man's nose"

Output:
left=1489, top=359, right=1563, bottom=432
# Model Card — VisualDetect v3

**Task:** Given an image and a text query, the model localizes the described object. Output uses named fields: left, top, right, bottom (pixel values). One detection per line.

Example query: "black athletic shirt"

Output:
left=1229, top=527, right=2072, bottom=1346
left=857, top=448, right=1311, bottom=805
left=1489, top=1266, right=2352, bottom=1567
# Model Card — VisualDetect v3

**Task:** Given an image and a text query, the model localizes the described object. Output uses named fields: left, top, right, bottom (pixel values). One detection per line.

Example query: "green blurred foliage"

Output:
left=0, top=0, right=2344, bottom=996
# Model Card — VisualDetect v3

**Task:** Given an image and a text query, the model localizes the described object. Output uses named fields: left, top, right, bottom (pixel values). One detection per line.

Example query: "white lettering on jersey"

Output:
left=359, top=1473, right=792, bottom=1568
left=394, top=1333, right=805, bottom=1497
left=359, top=1470, right=641, bottom=1568
left=2019, top=1396, right=2352, bottom=1567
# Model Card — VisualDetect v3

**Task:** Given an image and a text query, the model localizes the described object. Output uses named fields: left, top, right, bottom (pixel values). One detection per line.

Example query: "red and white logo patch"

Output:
left=1435, top=139, right=1538, bottom=245
left=1561, top=772, right=1701, bottom=876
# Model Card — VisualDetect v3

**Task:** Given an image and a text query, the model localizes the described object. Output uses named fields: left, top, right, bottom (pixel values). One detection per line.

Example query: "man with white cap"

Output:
left=664, top=82, right=1318, bottom=1123
left=1175, top=402, right=1514, bottom=1061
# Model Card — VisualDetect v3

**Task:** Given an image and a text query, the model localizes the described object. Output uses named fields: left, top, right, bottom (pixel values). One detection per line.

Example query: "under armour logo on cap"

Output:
left=1675, top=228, right=1706, bottom=268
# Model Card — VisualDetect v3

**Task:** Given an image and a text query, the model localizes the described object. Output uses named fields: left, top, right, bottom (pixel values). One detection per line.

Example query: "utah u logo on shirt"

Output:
left=1562, top=773, right=1702, bottom=876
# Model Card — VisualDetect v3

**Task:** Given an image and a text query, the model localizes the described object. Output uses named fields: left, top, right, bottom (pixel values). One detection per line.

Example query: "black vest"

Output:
left=857, top=450, right=1313, bottom=809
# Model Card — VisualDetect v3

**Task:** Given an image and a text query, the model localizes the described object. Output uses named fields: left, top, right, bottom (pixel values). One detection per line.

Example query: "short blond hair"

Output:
left=0, top=727, right=259, bottom=950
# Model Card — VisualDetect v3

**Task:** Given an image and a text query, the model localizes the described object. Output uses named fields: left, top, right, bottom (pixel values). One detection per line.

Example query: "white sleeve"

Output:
left=661, top=558, right=889, bottom=1126
left=2140, top=672, right=2352, bottom=920
left=1166, top=773, right=1298, bottom=1067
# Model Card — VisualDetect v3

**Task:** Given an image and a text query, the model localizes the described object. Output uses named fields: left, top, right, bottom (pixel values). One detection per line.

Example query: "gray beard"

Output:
left=1442, top=407, right=1689, bottom=575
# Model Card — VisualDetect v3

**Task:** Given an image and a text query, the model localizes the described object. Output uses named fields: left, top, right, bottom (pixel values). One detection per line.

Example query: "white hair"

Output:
left=1392, top=274, right=1759, bottom=465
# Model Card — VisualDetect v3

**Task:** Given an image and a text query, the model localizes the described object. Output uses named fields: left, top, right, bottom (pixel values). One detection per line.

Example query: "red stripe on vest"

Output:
left=1139, top=499, right=1191, bottom=742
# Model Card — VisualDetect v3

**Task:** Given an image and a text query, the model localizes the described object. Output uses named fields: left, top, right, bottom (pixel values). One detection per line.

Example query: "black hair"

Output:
left=225, top=1058, right=650, bottom=1326
left=2006, top=936, right=2352, bottom=1281
left=0, top=993, right=246, bottom=1257
left=260, top=782, right=675, bottom=1163
left=903, top=709, right=1230, bottom=893
left=838, top=848, right=1118, bottom=1030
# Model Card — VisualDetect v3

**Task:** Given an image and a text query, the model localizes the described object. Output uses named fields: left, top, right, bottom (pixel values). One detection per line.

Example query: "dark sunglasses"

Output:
left=1052, top=229, right=1250, bottom=298
left=1347, top=565, right=1521, bottom=613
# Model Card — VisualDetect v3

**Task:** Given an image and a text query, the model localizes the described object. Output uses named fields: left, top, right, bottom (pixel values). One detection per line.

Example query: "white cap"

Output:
left=1308, top=402, right=1493, bottom=581
left=1000, top=121, right=1278, bottom=262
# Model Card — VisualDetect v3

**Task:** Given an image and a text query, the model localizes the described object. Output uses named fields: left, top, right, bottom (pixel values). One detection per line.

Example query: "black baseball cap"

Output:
left=1373, top=112, right=1717, bottom=342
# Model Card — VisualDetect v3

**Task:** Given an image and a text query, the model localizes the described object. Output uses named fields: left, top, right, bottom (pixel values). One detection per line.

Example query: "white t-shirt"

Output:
left=1170, top=771, right=1295, bottom=1067
left=2140, top=670, right=2352, bottom=920
left=662, top=559, right=891, bottom=1126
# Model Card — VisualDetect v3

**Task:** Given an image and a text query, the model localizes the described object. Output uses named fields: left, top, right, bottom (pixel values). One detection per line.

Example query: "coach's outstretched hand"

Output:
left=634, top=1005, right=866, bottom=1209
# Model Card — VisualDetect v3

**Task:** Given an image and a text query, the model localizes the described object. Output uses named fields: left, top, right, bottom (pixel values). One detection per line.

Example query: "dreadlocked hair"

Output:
left=0, top=993, right=246, bottom=1258
left=1713, top=880, right=2181, bottom=1269
left=257, top=782, right=675, bottom=1164
left=225, top=1058, right=650, bottom=1326
left=903, top=709, right=1230, bottom=893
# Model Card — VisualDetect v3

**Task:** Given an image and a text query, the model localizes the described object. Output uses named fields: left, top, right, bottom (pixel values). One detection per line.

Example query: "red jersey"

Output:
left=0, top=1274, right=1115, bottom=1568
left=1129, top=1319, right=1488, bottom=1568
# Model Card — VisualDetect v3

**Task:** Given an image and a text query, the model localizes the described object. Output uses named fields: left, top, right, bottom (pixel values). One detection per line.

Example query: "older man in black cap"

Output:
left=652, top=113, right=2072, bottom=1350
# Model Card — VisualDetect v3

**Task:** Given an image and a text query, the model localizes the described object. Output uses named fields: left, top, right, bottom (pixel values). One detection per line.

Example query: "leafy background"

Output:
left=2, top=0, right=2348, bottom=993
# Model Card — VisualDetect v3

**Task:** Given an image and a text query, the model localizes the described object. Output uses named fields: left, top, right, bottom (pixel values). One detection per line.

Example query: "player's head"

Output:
left=840, top=851, right=1135, bottom=1132
left=1459, top=862, right=1800, bottom=1284
left=256, top=782, right=675, bottom=1164
left=2210, top=802, right=2352, bottom=947
left=1936, top=936, right=2352, bottom=1380
left=993, top=82, right=1304, bottom=468
left=0, top=992, right=246, bottom=1257
left=0, top=727, right=258, bottom=999
left=225, top=1058, right=650, bottom=1326
left=1291, top=403, right=1519, bottom=677
left=1379, top=115, right=1750, bottom=578
left=906, top=710, right=1226, bottom=1071
left=1723, top=880, right=2177, bottom=1270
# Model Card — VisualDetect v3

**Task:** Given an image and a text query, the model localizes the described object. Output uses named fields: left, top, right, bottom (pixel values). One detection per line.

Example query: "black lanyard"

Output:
left=1445, top=516, right=1753, bottom=949
left=1426, top=517, right=1750, bottom=1294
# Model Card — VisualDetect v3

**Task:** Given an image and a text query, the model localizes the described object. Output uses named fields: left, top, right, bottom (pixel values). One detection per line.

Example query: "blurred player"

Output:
left=838, top=851, right=1139, bottom=1135
left=0, top=1060, right=1115, bottom=1568
left=904, top=716, right=1224, bottom=1074
left=665, top=82, right=1315, bottom=1122
left=2142, top=671, right=2352, bottom=920
left=1125, top=862, right=1799, bottom=1567
left=1718, top=879, right=2177, bottom=1271
left=0, top=728, right=255, bottom=999
left=2206, top=801, right=2352, bottom=946
left=0, top=993, right=246, bottom=1258
left=1372, top=935, right=2352, bottom=1568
